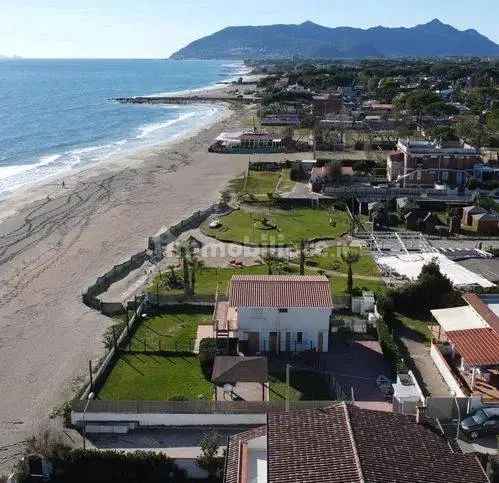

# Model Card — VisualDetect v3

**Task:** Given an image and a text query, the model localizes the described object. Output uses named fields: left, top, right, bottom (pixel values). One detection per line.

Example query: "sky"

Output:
left=1, top=0, right=498, bottom=58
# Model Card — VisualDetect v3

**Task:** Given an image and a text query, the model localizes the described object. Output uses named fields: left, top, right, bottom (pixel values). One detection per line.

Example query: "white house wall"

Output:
left=237, top=307, right=330, bottom=352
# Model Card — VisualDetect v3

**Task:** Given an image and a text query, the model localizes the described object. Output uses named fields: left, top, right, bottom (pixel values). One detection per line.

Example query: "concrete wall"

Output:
left=430, top=343, right=467, bottom=397
left=237, top=307, right=331, bottom=352
left=72, top=411, right=266, bottom=428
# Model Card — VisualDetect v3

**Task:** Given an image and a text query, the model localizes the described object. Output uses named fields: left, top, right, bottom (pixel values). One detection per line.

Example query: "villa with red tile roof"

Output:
left=224, top=403, right=489, bottom=483
left=215, top=275, right=333, bottom=354
left=431, top=293, right=499, bottom=400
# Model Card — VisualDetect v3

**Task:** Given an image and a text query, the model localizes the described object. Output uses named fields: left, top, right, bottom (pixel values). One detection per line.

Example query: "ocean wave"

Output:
left=0, top=154, right=62, bottom=181
left=136, top=111, right=197, bottom=139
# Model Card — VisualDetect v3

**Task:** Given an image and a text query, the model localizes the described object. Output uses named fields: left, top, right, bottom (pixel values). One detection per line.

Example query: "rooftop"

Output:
left=431, top=306, right=489, bottom=332
left=376, top=253, right=494, bottom=289
left=212, top=356, right=268, bottom=385
left=228, top=275, right=333, bottom=309
left=226, top=403, right=489, bottom=483
left=463, top=293, right=499, bottom=334
left=445, top=328, right=499, bottom=366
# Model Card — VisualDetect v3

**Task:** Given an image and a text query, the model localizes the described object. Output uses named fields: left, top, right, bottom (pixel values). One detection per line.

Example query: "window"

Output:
left=296, top=332, right=303, bottom=344
left=278, top=308, right=288, bottom=313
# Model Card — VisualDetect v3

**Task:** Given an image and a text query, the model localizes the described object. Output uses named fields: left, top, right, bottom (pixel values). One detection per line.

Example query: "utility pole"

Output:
left=286, top=363, right=291, bottom=412
left=82, top=392, right=95, bottom=450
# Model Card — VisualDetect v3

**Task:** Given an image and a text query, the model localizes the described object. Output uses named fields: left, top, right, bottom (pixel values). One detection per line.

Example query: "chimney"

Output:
left=416, top=405, right=426, bottom=424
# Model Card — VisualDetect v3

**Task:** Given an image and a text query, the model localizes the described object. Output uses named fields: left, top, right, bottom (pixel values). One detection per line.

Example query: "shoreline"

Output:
left=0, top=63, right=256, bottom=221
left=0, top=100, right=232, bottom=224
left=0, top=102, right=254, bottom=456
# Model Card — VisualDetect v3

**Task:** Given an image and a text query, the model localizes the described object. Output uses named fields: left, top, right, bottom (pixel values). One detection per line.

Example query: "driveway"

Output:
left=397, top=326, right=450, bottom=397
left=322, top=339, right=392, bottom=403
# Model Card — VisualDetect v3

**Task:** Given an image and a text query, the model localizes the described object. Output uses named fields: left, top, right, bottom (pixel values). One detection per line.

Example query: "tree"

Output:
left=299, top=239, right=307, bottom=275
left=197, top=430, right=223, bottom=480
left=179, top=245, right=191, bottom=296
left=189, top=250, right=204, bottom=296
left=341, top=248, right=361, bottom=296
left=455, top=116, right=487, bottom=148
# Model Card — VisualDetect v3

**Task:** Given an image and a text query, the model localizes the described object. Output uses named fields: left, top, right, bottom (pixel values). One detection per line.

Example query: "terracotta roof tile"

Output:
left=445, top=328, right=499, bottom=366
left=224, top=426, right=266, bottom=483
left=463, top=292, right=499, bottom=334
left=347, top=404, right=488, bottom=483
left=268, top=404, right=361, bottom=483
left=226, top=404, right=489, bottom=483
left=228, top=275, right=333, bottom=308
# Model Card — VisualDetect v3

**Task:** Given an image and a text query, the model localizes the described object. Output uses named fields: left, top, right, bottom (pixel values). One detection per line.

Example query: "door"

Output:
left=269, top=332, right=280, bottom=354
left=247, top=332, right=260, bottom=355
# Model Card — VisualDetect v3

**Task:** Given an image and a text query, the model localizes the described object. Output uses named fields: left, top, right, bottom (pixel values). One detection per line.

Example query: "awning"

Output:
left=431, top=306, right=489, bottom=332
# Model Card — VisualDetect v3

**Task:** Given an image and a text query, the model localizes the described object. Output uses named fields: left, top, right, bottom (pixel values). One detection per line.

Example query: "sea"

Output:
left=0, top=59, right=248, bottom=198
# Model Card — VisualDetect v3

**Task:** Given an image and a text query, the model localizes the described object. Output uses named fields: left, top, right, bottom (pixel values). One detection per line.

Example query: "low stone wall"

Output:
left=82, top=201, right=231, bottom=314
left=82, top=250, right=149, bottom=312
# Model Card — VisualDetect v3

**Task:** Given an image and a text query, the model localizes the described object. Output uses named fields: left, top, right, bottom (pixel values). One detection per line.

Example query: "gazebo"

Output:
left=212, top=356, right=268, bottom=401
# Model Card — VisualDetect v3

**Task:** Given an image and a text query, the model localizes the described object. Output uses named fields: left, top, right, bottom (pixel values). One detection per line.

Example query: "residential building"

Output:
left=215, top=275, right=333, bottom=354
left=211, top=131, right=284, bottom=153
left=224, top=403, right=489, bottom=483
left=387, top=139, right=482, bottom=186
left=431, top=293, right=499, bottom=399
left=312, top=93, right=343, bottom=116
left=461, top=206, right=499, bottom=234
left=261, top=113, right=300, bottom=127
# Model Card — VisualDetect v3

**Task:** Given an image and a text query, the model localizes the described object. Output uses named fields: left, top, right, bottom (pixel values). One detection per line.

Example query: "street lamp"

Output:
left=82, top=392, right=95, bottom=450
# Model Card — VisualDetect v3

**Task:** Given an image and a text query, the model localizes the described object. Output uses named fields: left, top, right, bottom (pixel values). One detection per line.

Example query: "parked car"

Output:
left=460, top=406, right=499, bottom=440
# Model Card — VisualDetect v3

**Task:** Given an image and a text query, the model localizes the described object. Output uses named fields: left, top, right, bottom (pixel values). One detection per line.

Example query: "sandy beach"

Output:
left=0, top=101, right=257, bottom=460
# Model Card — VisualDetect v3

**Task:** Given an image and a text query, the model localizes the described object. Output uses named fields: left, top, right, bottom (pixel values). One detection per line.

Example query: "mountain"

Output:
left=170, top=19, right=499, bottom=60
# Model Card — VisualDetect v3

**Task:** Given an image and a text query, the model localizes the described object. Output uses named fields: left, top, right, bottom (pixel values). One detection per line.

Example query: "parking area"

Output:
left=322, top=339, right=393, bottom=403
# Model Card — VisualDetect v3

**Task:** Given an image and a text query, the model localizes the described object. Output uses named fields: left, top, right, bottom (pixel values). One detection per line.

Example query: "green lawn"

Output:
left=268, top=367, right=331, bottom=401
left=99, top=354, right=213, bottom=401
left=243, top=171, right=280, bottom=194
left=201, top=208, right=350, bottom=246
left=147, top=263, right=384, bottom=302
left=130, top=305, right=213, bottom=352
left=147, top=265, right=271, bottom=300
left=395, top=314, right=432, bottom=345
left=309, top=245, right=380, bottom=277
left=329, top=275, right=386, bottom=297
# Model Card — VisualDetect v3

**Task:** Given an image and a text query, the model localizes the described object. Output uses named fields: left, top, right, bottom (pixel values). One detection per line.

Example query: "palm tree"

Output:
left=189, top=248, right=204, bottom=296
left=298, top=239, right=307, bottom=275
left=341, top=248, right=361, bottom=297
left=260, top=250, right=278, bottom=275
left=174, top=243, right=191, bottom=296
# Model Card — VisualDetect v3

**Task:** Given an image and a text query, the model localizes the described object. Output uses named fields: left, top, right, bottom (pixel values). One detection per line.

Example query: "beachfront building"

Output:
left=224, top=403, right=488, bottom=483
left=215, top=275, right=333, bottom=354
left=431, top=293, right=499, bottom=399
left=210, top=131, right=284, bottom=153
left=387, top=139, right=481, bottom=186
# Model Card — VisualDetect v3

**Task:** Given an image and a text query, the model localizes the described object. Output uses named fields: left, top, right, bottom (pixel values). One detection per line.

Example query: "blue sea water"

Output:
left=0, top=59, right=247, bottom=197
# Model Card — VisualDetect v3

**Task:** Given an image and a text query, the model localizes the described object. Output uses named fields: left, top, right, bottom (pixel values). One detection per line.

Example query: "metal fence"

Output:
left=72, top=399, right=337, bottom=415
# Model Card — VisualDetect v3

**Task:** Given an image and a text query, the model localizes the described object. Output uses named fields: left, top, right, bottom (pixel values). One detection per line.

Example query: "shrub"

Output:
left=377, top=318, right=405, bottom=375
left=51, top=449, right=187, bottom=483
